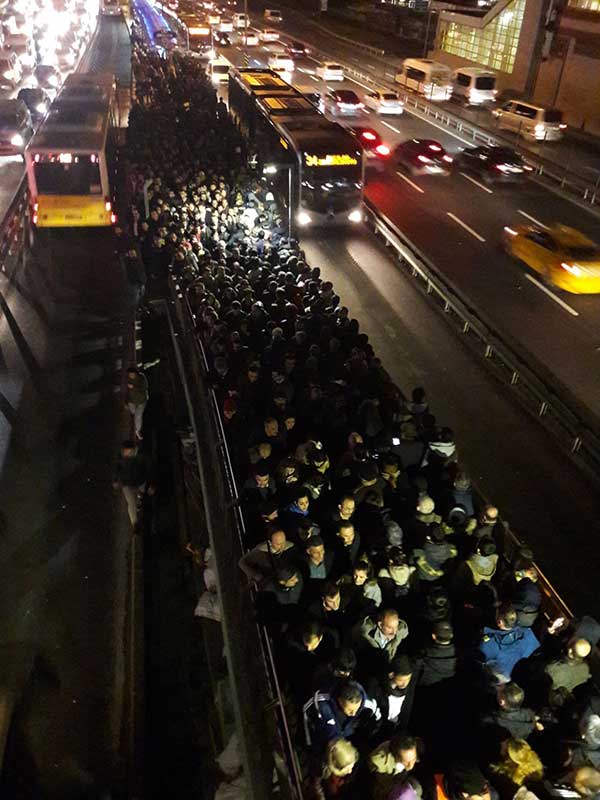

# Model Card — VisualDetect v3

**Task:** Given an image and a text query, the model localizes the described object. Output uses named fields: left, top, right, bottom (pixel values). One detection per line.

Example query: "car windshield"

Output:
left=475, top=76, right=495, bottom=90
left=544, top=109, right=563, bottom=123
left=327, top=64, right=342, bottom=71
left=34, top=161, right=102, bottom=195
left=302, top=167, right=362, bottom=213
left=336, top=91, right=359, bottom=103
left=564, top=245, right=600, bottom=261
left=382, top=93, right=398, bottom=101
left=492, top=148, right=520, bottom=162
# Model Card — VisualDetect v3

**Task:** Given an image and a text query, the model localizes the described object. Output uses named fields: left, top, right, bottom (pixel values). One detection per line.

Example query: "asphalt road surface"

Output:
left=0, top=16, right=135, bottom=799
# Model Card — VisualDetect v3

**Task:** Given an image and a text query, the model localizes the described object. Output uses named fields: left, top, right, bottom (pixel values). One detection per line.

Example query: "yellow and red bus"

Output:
left=24, top=72, right=118, bottom=228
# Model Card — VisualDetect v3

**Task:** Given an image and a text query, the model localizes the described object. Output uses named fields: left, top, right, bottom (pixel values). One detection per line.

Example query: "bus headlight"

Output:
left=348, top=209, right=362, bottom=223
left=297, top=211, right=312, bottom=226
left=10, top=133, right=23, bottom=147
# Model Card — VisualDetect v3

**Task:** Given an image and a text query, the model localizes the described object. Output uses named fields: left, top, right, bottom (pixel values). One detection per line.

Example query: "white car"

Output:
left=239, top=31, right=258, bottom=46
left=316, top=62, right=344, bottom=81
left=259, top=28, right=279, bottom=41
left=218, top=18, right=233, bottom=32
left=268, top=53, right=294, bottom=73
left=364, top=89, right=404, bottom=115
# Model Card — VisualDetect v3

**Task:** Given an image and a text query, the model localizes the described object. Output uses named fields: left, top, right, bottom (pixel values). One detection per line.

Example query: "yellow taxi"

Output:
left=503, top=223, right=600, bottom=294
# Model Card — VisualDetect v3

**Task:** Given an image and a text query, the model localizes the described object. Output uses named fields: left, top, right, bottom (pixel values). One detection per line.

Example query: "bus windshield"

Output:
left=302, top=166, right=362, bottom=213
left=34, top=160, right=102, bottom=195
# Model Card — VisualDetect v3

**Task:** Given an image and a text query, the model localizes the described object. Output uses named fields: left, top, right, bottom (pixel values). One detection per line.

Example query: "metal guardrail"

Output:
left=364, top=197, right=600, bottom=481
left=166, top=287, right=303, bottom=800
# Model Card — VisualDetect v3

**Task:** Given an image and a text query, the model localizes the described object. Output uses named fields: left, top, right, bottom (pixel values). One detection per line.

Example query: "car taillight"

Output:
left=357, top=103, right=364, bottom=108
left=561, top=261, right=581, bottom=276
left=375, top=144, right=390, bottom=156
left=362, top=131, right=377, bottom=141
left=559, top=123, right=567, bottom=129
left=417, top=155, right=431, bottom=163
left=442, top=155, right=453, bottom=163
left=105, top=198, right=112, bottom=212
left=111, top=212, right=117, bottom=224
left=429, top=144, right=442, bottom=152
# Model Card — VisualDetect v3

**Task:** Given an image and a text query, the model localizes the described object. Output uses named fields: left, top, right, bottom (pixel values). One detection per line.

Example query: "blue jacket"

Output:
left=479, top=625, right=540, bottom=679
left=302, top=680, right=380, bottom=749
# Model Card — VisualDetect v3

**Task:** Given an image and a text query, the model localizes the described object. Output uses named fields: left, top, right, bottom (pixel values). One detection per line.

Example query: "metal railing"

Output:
left=364, top=197, right=600, bottom=480
left=166, top=287, right=304, bottom=800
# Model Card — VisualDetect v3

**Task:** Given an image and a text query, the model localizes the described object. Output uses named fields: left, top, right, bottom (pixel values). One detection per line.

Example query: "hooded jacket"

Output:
left=302, top=680, right=380, bottom=749
left=480, top=625, right=540, bottom=680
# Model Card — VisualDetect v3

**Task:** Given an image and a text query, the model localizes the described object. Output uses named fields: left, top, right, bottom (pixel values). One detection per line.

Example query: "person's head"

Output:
left=337, top=521, right=356, bottom=546
left=325, top=739, right=359, bottom=778
left=448, top=762, right=492, bottom=800
left=568, top=638, right=592, bottom=662
left=580, top=714, right=600, bottom=749
left=480, top=505, right=499, bottom=525
left=381, top=453, right=401, bottom=476
left=223, top=397, right=237, bottom=420
left=432, top=620, right=454, bottom=645
left=338, top=495, right=356, bottom=520
left=268, top=528, right=287, bottom=554
left=352, top=561, right=371, bottom=586
left=335, top=682, right=363, bottom=718
left=454, top=471, right=471, bottom=491
left=264, top=417, right=279, bottom=438
left=276, top=567, right=299, bottom=590
left=378, top=609, right=400, bottom=640
left=572, top=767, right=600, bottom=797
left=417, top=495, right=435, bottom=515
left=254, top=461, right=271, bottom=488
left=427, top=525, right=447, bottom=544
left=332, top=649, right=357, bottom=680
left=498, top=739, right=543, bottom=786
left=126, top=366, right=140, bottom=383
left=388, top=655, right=413, bottom=692
left=389, top=734, right=418, bottom=771
left=477, top=537, right=497, bottom=558
left=121, top=439, right=137, bottom=458
left=496, top=603, right=518, bottom=631
left=358, top=461, right=378, bottom=486
left=294, top=488, right=310, bottom=513
left=498, top=682, right=525, bottom=711
left=301, top=620, right=324, bottom=651
left=306, top=535, right=325, bottom=563
left=322, top=582, right=341, bottom=611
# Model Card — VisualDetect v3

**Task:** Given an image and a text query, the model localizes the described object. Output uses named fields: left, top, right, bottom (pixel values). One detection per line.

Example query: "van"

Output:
left=209, top=57, right=230, bottom=83
left=493, top=100, right=566, bottom=141
left=451, top=67, right=497, bottom=105
left=264, top=8, right=282, bottom=23
left=233, top=12, right=249, bottom=28
left=395, top=58, right=452, bottom=102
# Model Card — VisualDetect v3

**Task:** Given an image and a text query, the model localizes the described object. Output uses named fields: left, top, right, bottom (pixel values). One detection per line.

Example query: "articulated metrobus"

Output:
left=25, top=73, right=118, bottom=228
left=228, top=68, right=364, bottom=228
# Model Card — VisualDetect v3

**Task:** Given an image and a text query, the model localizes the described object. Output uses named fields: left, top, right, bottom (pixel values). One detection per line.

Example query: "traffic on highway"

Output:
left=146, top=0, right=600, bottom=422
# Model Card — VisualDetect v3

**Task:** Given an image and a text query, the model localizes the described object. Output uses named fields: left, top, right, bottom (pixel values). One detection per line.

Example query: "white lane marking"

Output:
left=381, top=120, right=401, bottom=134
left=446, top=212, right=486, bottom=242
left=460, top=171, right=493, bottom=194
left=518, top=209, right=547, bottom=228
left=347, top=75, right=376, bottom=92
left=396, top=171, right=424, bottom=194
left=524, top=273, right=579, bottom=317
left=309, top=74, right=319, bottom=82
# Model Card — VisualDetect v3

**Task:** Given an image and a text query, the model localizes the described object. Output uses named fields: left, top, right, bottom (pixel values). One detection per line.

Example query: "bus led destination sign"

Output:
left=304, top=153, right=358, bottom=167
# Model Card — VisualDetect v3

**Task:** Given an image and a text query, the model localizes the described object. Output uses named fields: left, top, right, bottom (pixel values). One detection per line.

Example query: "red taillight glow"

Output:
left=429, top=144, right=442, bottom=152
left=362, top=131, right=377, bottom=141
left=34, top=153, right=40, bottom=162
left=417, top=155, right=431, bottom=163
left=442, top=155, right=453, bottom=163
left=559, top=123, right=567, bottom=129
left=111, top=213, right=117, bottom=224
left=375, top=144, right=390, bottom=156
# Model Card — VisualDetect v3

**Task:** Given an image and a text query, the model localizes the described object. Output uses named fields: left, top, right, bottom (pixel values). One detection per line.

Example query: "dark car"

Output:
left=0, top=99, right=33, bottom=156
left=17, top=87, right=50, bottom=124
left=393, top=138, right=453, bottom=176
left=287, top=39, right=309, bottom=56
left=213, top=30, right=231, bottom=46
left=320, top=89, right=364, bottom=117
left=347, top=126, right=390, bottom=173
left=455, top=145, right=532, bottom=184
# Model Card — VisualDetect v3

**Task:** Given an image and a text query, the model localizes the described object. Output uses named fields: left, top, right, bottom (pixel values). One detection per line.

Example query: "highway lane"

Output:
left=299, top=226, right=600, bottom=617
left=221, top=40, right=600, bottom=420
left=251, top=3, right=600, bottom=185
left=0, top=15, right=136, bottom=796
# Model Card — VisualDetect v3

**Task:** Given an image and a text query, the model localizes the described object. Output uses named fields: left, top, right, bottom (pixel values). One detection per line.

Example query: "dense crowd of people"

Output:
left=124, top=39, right=600, bottom=800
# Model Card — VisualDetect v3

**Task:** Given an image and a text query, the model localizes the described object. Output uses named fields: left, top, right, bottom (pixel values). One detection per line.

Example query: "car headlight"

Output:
left=36, top=102, right=48, bottom=114
left=348, top=209, right=362, bottom=223
left=3, top=71, right=12, bottom=79
left=10, top=133, right=24, bottom=147
left=297, top=211, right=312, bottom=226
